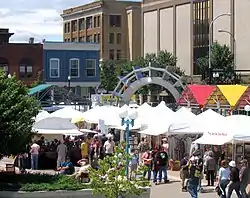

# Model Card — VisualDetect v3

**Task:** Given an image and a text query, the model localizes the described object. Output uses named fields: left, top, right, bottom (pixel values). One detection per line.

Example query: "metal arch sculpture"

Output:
left=112, top=64, right=185, bottom=103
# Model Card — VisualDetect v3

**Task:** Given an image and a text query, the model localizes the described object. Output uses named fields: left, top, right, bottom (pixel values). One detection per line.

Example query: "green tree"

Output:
left=196, top=42, right=239, bottom=84
left=0, top=71, right=41, bottom=157
left=100, top=60, right=118, bottom=92
left=89, top=144, right=149, bottom=198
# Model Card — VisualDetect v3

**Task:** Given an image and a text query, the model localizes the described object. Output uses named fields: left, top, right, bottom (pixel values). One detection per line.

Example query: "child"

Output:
left=130, top=149, right=139, bottom=180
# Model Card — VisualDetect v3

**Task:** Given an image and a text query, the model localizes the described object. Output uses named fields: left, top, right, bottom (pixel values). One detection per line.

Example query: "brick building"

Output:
left=0, top=28, right=43, bottom=85
left=61, top=0, right=141, bottom=61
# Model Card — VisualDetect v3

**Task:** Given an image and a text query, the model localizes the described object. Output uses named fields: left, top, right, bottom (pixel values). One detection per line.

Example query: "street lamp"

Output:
left=208, top=13, right=231, bottom=84
left=119, top=108, right=138, bottom=179
left=218, top=29, right=236, bottom=70
left=244, top=105, right=250, bottom=116
left=67, top=76, right=71, bottom=89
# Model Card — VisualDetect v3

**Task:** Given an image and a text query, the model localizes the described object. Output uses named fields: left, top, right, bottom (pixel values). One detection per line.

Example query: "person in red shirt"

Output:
left=142, top=149, right=152, bottom=181
left=90, top=135, right=101, bottom=167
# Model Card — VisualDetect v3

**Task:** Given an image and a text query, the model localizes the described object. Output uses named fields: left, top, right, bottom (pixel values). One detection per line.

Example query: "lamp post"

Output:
left=218, top=29, right=236, bottom=70
left=119, top=108, right=138, bottom=180
left=244, top=105, right=250, bottom=116
left=67, top=76, right=71, bottom=90
left=208, top=13, right=231, bottom=84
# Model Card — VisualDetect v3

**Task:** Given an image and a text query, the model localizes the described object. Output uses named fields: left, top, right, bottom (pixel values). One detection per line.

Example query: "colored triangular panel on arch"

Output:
left=218, top=85, right=247, bottom=107
left=188, top=85, right=215, bottom=105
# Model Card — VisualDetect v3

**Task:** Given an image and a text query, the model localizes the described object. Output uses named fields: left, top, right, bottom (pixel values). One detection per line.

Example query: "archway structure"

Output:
left=112, top=65, right=185, bottom=103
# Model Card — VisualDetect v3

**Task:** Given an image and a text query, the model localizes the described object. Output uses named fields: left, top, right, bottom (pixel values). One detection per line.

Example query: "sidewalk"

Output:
left=167, top=170, right=216, bottom=191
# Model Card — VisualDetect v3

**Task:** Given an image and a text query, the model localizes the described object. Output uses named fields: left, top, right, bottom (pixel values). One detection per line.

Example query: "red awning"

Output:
left=188, top=85, right=215, bottom=105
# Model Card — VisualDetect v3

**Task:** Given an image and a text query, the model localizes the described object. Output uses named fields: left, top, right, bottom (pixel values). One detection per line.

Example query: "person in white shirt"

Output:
left=30, top=141, right=40, bottom=170
left=103, top=135, right=115, bottom=157
left=57, top=141, right=67, bottom=169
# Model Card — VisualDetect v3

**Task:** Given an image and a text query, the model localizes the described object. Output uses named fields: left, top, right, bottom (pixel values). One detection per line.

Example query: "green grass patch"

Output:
left=0, top=173, right=89, bottom=192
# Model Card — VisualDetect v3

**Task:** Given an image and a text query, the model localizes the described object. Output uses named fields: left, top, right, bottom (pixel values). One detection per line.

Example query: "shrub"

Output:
left=0, top=173, right=89, bottom=192
left=89, top=144, right=150, bottom=198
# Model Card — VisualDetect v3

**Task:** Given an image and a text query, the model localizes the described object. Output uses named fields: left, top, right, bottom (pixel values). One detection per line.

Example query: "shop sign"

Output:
left=208, top=132, right=227, bottom=136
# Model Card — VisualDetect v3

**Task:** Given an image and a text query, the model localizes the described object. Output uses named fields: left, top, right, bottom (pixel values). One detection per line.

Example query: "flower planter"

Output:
left=0, top=188, right=150, bottom=198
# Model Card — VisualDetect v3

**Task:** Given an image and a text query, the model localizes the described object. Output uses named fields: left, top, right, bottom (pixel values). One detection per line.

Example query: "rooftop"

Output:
left=43, top=42, right=100, bottom=51
left=61, top=0, right=141, bottom=16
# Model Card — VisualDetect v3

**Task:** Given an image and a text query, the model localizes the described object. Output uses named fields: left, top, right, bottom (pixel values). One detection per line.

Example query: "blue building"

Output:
left=43, top=42, right=100, bottom=97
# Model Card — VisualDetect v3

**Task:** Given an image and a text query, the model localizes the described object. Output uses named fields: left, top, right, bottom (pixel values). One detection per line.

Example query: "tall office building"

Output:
left=61, top=0, right=141, bottom=61
left=142, top=0, right=250, bottom=75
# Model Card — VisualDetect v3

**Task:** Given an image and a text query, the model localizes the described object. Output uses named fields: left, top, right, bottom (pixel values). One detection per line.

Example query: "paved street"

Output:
left=150, top=180, right=237, bottom=198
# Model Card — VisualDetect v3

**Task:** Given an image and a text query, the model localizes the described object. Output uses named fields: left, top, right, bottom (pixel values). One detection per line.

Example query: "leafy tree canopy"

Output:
left=196, top=42, right=239, bottom=84
left=89, top=144, right=149, bottom=198
left=100, top=50, right=184, bottom=92
left=0, top=70, right=41, bottom=157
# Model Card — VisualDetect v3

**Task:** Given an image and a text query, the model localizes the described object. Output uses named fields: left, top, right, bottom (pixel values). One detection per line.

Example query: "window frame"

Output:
left=19, top=65, right=26, bottom=78
left=86, top=59, right=96, bottom=77
left=109, top=33, right=114, bottom=44
left=116, top=33, right=122, bottom=44
left=116, top=49, right=122, bottom=60
left=109, top=15, right=122, bottom=27
left=109, top=49, right=114, bottom=60
left=69, top=58, right=80, bottom=78
left=49, top=58, right=60, bottom=78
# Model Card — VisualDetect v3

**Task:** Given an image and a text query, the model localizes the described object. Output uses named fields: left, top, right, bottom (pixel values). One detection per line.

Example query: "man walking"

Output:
left=187, top=156, right=202, bottom=198
left=57, top=140, right=67, bottom=169
left=156, top=146, right=169, bottom=184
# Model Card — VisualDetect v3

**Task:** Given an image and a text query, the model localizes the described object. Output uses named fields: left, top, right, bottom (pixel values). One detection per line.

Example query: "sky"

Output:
left=0, top=0, right=94, bottom=43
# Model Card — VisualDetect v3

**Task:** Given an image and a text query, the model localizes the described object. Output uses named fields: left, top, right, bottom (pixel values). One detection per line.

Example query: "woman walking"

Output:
left=218, top=160, right=230, bottom=198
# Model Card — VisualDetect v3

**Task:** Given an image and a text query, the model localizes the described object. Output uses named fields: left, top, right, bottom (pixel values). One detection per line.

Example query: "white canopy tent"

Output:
left=168, top=109, right=226, bottom=135
left=33, top=117, right=83, bottom=136
left=194, top=131, right=233, bottom=145
left=107, top=104, right=145, bottom=129
left=151, top=101, right=173, bottom=115
left=49, top=107, right=84, bottom=120
left=194, top=115, right=250, bottom=145
left=168, top=107, right=197, bottom=133
left=226, top=115, right=250, bottom=142
left=34, top=110, right=50, bottom=122
left=82, top=105, right=119, bottom=124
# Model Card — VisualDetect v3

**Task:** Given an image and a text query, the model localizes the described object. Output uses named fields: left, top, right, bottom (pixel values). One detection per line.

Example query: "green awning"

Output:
left=29, top=84, right=53, bottom=95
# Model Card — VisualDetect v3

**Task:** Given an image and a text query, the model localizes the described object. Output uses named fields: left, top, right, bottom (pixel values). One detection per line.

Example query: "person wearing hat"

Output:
left=227, top=160, right=241, bottom=198
left=71, top=158, right=91, bottom=182
left=239, top=159, right=249, bottom=198
left=57, top=156, right=75, bottom=175
left=187, top=154, right=202, bottom=198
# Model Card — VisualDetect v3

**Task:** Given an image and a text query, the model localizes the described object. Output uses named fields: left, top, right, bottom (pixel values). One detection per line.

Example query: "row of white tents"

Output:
left=33, top=101, right=250, bottom=145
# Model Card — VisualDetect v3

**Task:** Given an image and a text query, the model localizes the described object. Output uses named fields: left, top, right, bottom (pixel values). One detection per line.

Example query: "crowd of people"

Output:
left=179, top=146, right=250, bottom=198
left=17, top=132, right=250, bottom=198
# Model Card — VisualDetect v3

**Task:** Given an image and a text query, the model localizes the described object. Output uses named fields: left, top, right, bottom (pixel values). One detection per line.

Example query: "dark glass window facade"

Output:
left=193, top=0, right=210, bottom=74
